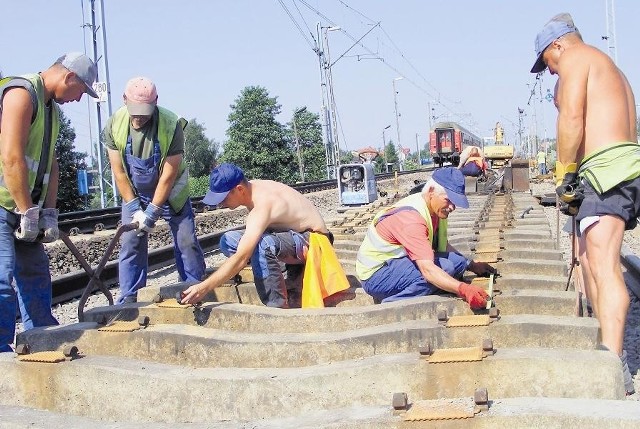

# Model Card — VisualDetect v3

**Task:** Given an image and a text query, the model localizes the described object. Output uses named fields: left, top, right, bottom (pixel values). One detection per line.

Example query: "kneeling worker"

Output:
left=181, top=163, right=341, bottom=308
left=458, top=146, right=487, bottom=177
left=356, top=167, right=494, bottom=308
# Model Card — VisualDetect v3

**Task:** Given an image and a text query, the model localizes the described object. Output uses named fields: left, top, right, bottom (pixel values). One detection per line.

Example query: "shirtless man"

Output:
left=181, top=163, right=331, bottom=308
left=531, top=13, right=637, bottom=395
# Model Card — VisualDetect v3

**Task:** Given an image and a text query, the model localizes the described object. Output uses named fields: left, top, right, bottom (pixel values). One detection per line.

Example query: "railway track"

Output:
left=57, top=169, right=427, bottom=235
left=6, top=174, right=640, bottom=427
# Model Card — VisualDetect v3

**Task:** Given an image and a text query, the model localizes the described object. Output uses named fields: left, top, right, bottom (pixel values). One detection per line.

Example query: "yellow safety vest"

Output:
left=0, top=74, right=58, bottom=211
left=110, top=106, right=190, bottom=212
left=356, top=193, right=448, bottom=280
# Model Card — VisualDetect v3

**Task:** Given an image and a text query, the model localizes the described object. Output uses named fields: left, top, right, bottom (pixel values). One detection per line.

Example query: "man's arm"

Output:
left=0, top=88, right=35, bottom=212
left=107, top=148, right=137, bottom=202
left=556, top=50, right=588, bottom=164
left=181, top=206, right=272, bottom=303
left=446, top=242, right=495, bottom=276
left=43, top=157, right=59, bottom=208
left=415, top=258, right=463, bottom=294
left=151, top=153, right=181, bottom=206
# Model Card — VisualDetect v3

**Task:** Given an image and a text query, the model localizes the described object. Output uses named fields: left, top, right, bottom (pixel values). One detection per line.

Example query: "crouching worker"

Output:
left=458, top=146, right=487, bottom=177
left=356, top=167, right=495, bottom=309
left=181, top=163, right=345, bottom=308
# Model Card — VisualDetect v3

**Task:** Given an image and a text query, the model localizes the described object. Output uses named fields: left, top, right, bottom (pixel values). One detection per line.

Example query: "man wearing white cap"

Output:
left=105, top=77, right=205, bottom=303
left=0, top=52, right=98, bottom=351
left=531, top=13, right=638, bottom=395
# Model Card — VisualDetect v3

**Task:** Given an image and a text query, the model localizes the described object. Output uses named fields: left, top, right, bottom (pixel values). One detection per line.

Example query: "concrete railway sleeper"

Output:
left=6, top=183, right=640, bottom=427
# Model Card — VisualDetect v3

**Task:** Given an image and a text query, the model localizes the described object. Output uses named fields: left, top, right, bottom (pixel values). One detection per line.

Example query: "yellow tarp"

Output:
left=301, top=233, right=350, bottom=308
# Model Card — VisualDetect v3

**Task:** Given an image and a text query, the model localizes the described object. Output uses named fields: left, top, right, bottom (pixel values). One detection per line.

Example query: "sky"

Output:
left=2, top=0, right=639, bottom=161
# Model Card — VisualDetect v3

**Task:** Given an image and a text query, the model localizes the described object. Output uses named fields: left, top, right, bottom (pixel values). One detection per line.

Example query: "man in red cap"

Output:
left=356, top=167, right=494, bottom=308
left=105, top=77, right=205, bottom=303
left=0, top=52, right=98, bottom=351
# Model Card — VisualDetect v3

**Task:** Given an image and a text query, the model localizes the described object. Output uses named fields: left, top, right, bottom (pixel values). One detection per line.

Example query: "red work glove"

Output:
left=457, top=282, right=489, bottom=309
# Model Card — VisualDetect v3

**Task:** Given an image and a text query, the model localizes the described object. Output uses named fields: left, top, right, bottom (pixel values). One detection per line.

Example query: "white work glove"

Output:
left=131, top=209, right=147, bottom=236
left=14, top=206, right=40, bottom=242
left=136, top=203, right=163, bottom=235
left=38, top=208, right=59, bottom=243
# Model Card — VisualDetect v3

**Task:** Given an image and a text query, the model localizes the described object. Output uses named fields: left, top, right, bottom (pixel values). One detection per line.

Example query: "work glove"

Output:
left=38, top=208, right=59, bottom=243
left=457, top=282, right=489, bottom=310
left=135, top=202, right=163, bottom=235
left=469, top=261, right=497, bottom=277
left=124, top=197, right=141, bottom=214
left=14, top=206, right=40, bottom=242
left=555, top=161, right=583, bottom=203
left=131, top=209, right=147, bottom=236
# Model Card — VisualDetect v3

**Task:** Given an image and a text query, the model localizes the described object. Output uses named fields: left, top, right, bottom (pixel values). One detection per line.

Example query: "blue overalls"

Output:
left=117, top=137, right=205, bottom=304
left=0, top=209, right=59, bottom=352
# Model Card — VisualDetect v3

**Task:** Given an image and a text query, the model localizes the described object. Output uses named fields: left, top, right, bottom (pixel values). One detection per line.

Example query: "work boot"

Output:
left=620, top=350, right=635, bottom=396
left=597, top=345, right=635, bottom=395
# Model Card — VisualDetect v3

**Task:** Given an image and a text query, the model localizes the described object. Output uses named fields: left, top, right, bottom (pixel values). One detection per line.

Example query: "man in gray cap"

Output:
left=0, top=52, right=98, bottom=352
left=531, top=13, right=638, bottom=395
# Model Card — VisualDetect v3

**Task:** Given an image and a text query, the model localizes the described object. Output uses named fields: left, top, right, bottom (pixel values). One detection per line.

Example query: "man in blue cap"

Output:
left=356, top=167, right=494, bottom=308
left=0, top=52, right=98, bottom=351
left=180, top=163, right=333, bottom=308
left=531, top=13, right=637, bottom=395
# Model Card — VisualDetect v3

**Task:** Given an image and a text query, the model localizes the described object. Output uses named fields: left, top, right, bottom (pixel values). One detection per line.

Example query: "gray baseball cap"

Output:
left=531, top=13, right=578, bottom=73
left=55, top=52, right=99, bottom=98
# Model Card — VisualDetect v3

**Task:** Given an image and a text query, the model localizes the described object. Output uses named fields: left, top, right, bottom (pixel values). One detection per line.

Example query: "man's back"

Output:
left=250, top=180, right=327, bottom=234
left=559, top=42, right=637, bottom=158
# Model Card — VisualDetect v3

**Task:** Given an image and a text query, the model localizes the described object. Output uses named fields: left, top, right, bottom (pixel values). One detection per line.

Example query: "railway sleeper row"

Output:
left=5, top=187, right=640, bottom=427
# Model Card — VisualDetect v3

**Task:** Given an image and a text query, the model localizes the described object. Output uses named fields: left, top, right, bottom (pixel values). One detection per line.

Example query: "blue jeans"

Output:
left=0, top=208, right=58, bottom=352
left=362, top=252, right=469, bottom=303
left=538, top=163, right=547, bottom=175
left=220, top=230, right=309, bottom=308
left=117, top=199, right=205, bottom=304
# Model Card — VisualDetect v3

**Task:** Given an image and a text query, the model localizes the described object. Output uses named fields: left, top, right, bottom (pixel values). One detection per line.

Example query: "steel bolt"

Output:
left=138, top=315, right=150, bottom=327
left=489, top=307, right=500, bottom=319
left=392, top=392, right=408, bottom=410
left=15, top=343, right=30, bottom=355
left=63, top=345, right=79, bottom=358
left=482, top=338, right=494, bottom=353
left=437, top=309, right=448, bottom=322
left=153, top=294, right=163, bottom=304
left=474, top=387, right=489, bottom=405
left=418, top=344, right=432, bottom=356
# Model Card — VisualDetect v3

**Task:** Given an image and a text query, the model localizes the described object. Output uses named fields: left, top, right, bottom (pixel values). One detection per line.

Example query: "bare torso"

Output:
left=248, top=180, right=328, bottom=233
left=556, top=43, right=637, bottom=162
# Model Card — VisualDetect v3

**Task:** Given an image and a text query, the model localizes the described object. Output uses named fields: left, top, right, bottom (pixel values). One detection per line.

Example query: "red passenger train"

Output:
left=429, top=121, right=482, bottom=167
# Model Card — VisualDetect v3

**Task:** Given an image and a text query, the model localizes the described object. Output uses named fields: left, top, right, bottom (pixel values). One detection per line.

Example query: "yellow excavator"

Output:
left=483, top=122, right=514, bottom=168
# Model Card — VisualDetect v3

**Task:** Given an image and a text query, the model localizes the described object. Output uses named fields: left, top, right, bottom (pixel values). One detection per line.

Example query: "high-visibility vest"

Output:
left=0, top=74, right=58, bottom=211
left=356, top=192, right=448, bottom=280
left=110, top=106, right=190, bottom=212
left=536, top=152, right=546, bottom=165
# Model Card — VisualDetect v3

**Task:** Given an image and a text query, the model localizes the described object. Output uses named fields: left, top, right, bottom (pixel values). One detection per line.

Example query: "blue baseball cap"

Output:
left=202, top=163, right=245, bottom=206
left=531, top=13, right=577, bottom=73
left=432, top=167, right=469, bottom=208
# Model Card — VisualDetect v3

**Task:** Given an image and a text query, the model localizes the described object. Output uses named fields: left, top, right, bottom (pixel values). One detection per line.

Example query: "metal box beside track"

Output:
left=338, top=163, right=377, bottom=205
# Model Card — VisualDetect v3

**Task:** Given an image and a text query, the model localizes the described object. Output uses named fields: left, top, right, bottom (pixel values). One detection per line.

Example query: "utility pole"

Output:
left=415, top=133, right=421, bottom=166
left=83, top=0, right=116, bottom=207
left=314, top=23, right=340, bottom=179
left=603, top=0, right=618, bottom=64
left=392, top=77, right=403, bottom=171
left=517, top=108, right=525, bottom=157
left=382, top=125, right=390, bottom=173
left=292, top=107, right=307, bottom=182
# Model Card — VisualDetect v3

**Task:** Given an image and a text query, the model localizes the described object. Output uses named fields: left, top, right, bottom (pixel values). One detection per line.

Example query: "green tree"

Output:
left=286, top=107, right=325, bottom=182
left=222, top=86, right=295, bottom=182
left=56, top=111, right=88, bottom=212
left=184, top=118, right=218, bottom=178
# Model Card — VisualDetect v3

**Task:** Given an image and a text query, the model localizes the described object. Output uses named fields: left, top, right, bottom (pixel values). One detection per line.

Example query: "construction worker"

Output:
left=536, top=149, right=547, bottom=175
left=356, top=167, right=495, bottom=308
left=531, top=12, right=638, bottom=394
left=180, top=163, right=345, bottom=308
left=105, top=77, right=205, bottom=304
left=0, top=52, right=98, bottom=351
left=458, top=145, right=487, bottom=177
